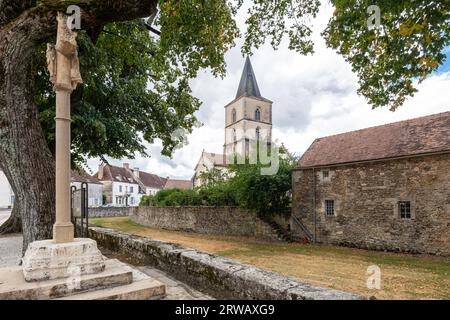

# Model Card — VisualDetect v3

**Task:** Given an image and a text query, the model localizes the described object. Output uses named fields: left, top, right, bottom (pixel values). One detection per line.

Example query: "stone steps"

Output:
left=0, top=259, right=166, bottom=300
left=57, top=278, right=165, bottom=300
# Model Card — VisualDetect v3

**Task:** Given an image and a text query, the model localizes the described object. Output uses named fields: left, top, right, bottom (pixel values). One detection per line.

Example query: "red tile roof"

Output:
left=94, top=165, right=167, bottom=189
left=297, top=111, right=450, bottom=168
left=94, top=165, right=136, bottom=183
left=71, top=170, right=102, bottom=184
left=138, top=171, right=167, bottom=189
left=164, top=179, right=193, bottom=190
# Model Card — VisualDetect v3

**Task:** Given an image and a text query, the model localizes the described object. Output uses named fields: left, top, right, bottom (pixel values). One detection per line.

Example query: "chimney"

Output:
left=133, top=167, right=139, bottom=178
left=98, top=164, right=104, bottom=180
left=123, top=163, right=130, bottom=170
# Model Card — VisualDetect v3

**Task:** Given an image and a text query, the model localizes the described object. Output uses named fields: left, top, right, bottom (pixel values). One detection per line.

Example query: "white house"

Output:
left=0, top=170, right=14, bottom=209
left=95, top=163, right=167, bottom=207
left=70, top=170, right=104, bottom=207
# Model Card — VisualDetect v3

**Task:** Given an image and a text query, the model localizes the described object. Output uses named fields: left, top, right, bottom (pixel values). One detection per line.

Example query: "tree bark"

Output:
left=0, top=27, right=56, bottom=253
left=0, top=1, right=157, bottom=253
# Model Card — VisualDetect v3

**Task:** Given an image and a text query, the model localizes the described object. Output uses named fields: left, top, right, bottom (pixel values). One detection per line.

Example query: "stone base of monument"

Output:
left=0, top=258, right=166, bottom=300
left=22, top=238, right=105, bottom=282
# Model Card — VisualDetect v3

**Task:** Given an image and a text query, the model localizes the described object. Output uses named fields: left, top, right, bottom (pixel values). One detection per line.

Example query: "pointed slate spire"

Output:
left=235, top=57, right=262, bottom=99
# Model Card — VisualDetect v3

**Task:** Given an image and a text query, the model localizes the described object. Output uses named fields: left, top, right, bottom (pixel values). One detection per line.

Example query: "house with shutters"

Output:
left=95, top=163, right=167, bottom=206
left=292, top=111, right=450, bottom=256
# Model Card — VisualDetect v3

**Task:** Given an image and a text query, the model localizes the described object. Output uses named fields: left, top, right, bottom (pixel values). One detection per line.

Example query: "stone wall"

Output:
left=292, top=154, right=450, bottom=256
left=131, top=206, right=280, bottom=241
left=86, top=225, right=362, bottom=300
left=89, top=207, right=132, bottom=218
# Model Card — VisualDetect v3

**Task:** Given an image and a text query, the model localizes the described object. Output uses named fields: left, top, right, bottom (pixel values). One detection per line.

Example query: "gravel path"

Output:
left=0, top=234, right=22, bottom=267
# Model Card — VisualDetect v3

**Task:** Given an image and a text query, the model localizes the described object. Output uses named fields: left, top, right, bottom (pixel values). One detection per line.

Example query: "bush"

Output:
left=139, top=195, right=154, bottom=206
left=152, top=188, right=202, bottom=206
left=198, top=182, right=237, bottom=206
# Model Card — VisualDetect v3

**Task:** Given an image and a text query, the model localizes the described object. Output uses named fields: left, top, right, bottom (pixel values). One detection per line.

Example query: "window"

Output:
left=130, top=186, right=134, bottom=193
left=233, top=128, right=237, bottom=142
left=398, top=201, right=411, bottom=219
left=119, top=185, right=122, bottom=192
left=322, top=171, right=329, bottom=179
left=325, top=200, right=335, bottom=216
left=255, top=108, right=261, bottom=121
left=232, top=109, right=236, bottom=123
left=256, top=127, right=260, bottom=140
left=130, top=197, right=134, bottom=205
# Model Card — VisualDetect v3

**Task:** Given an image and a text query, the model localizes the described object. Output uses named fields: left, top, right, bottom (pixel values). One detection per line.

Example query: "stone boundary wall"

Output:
left=131, top=206, right=280, bottom=241
left=89, top=207, right=132, bottom=218
left=86, top=226, right=363, bottom=300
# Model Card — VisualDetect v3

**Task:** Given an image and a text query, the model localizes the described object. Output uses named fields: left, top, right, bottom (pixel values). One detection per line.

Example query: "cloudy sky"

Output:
left=87, top=1, right=450, bottom=180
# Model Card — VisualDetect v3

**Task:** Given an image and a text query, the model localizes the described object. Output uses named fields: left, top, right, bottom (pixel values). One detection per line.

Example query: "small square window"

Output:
left=322, top=171, right=329, bottom=179
left=325, top=200, right=335, bottom=216
left=398, top=201, right=411, bottom=219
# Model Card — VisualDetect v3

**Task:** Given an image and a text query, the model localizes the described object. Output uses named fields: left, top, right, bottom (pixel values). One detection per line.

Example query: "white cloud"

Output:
left=87, top=1, right=450, bottom=179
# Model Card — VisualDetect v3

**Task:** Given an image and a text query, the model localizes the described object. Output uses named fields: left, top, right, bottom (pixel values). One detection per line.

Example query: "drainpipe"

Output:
left=312, top=168, right=317, bottom=243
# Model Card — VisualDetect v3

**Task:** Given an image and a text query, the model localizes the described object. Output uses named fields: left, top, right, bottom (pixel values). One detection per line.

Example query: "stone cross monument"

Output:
left=21, top=13, right=104, bottom=282
left=48, top=13, right=83, bottom=243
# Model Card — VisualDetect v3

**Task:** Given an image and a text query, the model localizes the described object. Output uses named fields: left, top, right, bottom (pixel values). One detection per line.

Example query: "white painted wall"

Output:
left=71, top=182, right=103, bottom=207
left=145, top=187, right=161, bottom=196
left=0, top=170, right=14, bottom=208
left=0, top=170, right=14, bottom=209
left=111, top=181, right=142, bottom=207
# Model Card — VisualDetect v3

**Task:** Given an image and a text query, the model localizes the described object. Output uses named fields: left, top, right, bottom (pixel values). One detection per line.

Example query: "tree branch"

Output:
left=2, top=0, right=158, bottom=43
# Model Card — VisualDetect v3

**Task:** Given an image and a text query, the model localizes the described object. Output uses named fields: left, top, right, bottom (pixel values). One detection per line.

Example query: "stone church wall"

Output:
left=292, top=153, right=450, bottom=256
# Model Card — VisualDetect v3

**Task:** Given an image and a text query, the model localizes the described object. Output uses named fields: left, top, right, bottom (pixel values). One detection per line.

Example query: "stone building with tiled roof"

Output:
left=292, top=111, right=450, bottom=256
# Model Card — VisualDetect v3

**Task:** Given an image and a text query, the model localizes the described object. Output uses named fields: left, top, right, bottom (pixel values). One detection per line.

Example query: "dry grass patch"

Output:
left=91, top=217, right=450, bottom=300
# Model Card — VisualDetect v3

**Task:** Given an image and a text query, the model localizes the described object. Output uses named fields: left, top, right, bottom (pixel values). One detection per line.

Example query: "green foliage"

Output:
left=196, top=167, right=230, bottom=188
left=139, top=195, right=155, bottom=207
left=323, top=0, right=450, bottom=110
left=198, top=182, right=237, bottom=206
left=151, top=188, right=202, bottom=206
left=33, top=1, right=450, bottom=170
left=149, top=144, right=296, bottom=215
left=228, top=145, right=297, bottom=215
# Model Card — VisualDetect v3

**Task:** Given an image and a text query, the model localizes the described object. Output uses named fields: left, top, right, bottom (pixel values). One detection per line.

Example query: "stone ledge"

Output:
left=86, top=226, right=364, bottom=300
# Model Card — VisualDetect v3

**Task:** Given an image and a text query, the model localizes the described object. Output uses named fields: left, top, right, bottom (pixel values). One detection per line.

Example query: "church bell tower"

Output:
left=223, top=57, right=273, bottom=161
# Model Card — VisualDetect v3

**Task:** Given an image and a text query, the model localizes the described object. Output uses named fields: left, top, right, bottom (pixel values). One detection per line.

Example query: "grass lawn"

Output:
left=91, top=216, right=450, bottom=300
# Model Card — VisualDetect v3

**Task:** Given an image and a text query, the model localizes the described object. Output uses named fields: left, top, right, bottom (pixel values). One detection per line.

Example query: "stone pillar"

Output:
left=48, top=13, right=83, bottom=243
left=21, top=13, right=105, bottom=282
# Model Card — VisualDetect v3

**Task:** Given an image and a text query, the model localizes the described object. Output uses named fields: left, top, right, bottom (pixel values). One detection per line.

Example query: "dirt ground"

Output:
left=91, top=217, right=450, bottom=300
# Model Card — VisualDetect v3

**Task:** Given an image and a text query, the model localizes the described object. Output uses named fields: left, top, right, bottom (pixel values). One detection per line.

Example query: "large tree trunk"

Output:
left=0, top=28, right=56, bottom=253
